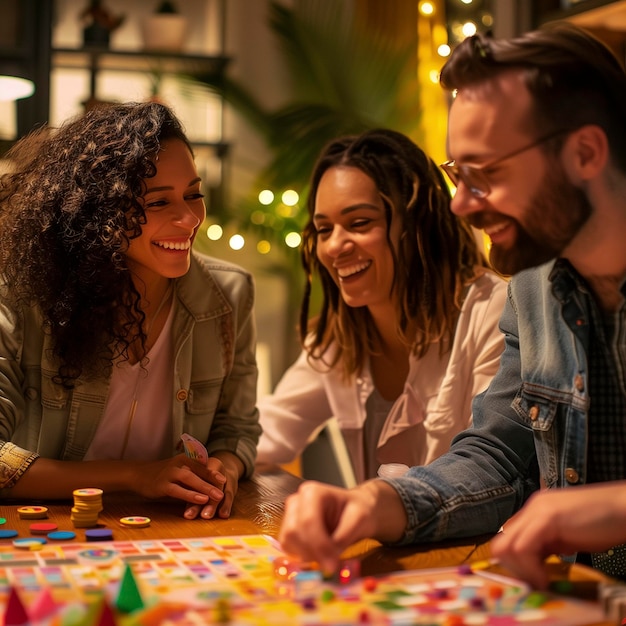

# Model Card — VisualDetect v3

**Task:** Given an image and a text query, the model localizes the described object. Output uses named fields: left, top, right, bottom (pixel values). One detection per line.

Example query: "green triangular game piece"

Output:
left=115, top=564, right=144, bottom=613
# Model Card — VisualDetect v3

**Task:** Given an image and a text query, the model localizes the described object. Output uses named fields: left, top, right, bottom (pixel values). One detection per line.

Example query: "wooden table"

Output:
left=2, top=465, right=300, bottom=542
left=0, top=466, right=612, bottom=625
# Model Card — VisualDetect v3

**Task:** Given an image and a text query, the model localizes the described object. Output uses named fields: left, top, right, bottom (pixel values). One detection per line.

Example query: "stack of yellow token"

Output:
left=71, top=488, right=103, bottom=528
left=17, top=505, right=48, bottom=520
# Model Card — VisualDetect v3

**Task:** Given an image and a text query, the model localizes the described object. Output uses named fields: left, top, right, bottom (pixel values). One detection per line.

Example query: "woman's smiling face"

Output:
left=313, top=165, right=400, bottom=311
left=125, top=138, right=206, bottom=288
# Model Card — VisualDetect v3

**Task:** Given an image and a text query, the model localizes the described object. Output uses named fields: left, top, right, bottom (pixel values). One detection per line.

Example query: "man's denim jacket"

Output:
left=0, top=253, right=261, bottom=492
left=384, top=259, right=592, bottom=545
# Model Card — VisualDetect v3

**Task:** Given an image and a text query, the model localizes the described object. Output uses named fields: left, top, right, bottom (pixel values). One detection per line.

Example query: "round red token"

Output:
left=29, top=522, right=58, bottom=535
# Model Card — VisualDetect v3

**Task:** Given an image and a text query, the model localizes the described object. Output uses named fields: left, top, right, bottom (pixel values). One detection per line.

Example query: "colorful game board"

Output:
left=0, top=534, right=607, bottom=625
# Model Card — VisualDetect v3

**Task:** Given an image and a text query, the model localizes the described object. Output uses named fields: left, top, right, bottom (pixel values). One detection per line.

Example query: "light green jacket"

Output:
left=0, top=253, right=261, bottom=493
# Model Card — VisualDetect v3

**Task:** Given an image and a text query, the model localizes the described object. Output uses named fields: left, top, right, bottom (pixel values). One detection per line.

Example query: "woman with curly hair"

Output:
left=0, top=101, right=260, bottom=519
left=256, top=129, right=506, bottom=483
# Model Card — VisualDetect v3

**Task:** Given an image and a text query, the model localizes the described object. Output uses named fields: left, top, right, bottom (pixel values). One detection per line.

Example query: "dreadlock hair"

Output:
left=440, top=22, right=626, bottom=171
left=0, top=101, right=191, bottom=388
left=299, top=128, right=488, bottom=380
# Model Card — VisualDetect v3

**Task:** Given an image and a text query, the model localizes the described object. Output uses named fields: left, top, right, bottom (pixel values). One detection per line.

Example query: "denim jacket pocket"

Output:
left=512, top=385, right=560, bottom=487
left=513, top=386, right=558, bottom=431
left=39, top=368, right=69, bottom=411
left=186, top=379, right=223, bottom=416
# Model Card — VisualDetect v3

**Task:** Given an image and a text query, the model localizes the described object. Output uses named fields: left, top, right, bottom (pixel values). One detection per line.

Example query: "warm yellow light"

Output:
left=429, top=70, right=440, bottom=84
left=419, top=2, right=435, bottom=16
left=0, top=76, right=35, bottom=101
left=281, top=189, right=299, bottom=206
left=462, top=21, right=477, bottom=37
left=285, top=232, right=302, bottom=248
left=258, top=189, right=274, bottom=205
left=257, top=240, right=271, bottom=254
left=206, top=224, right=223, bottom=240
left=229, top=234, right=245, bottom=250
left=437, top=44, right=451, bottom=57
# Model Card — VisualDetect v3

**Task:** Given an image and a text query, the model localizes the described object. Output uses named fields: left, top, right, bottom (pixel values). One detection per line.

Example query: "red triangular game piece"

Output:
left=95, top=599, right=118, bottom=626
left=4, top=587, right=29, bottom=625
left=29, top=586, right=59, bottom=621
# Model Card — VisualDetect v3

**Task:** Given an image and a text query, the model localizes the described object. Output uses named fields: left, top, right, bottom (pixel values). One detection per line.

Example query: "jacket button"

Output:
left=565, top=468, right=580, bottom=484
left=574, top=374, right=585, bottom=392
left=25, top=387, right=39, bottom=401
left=529, top=406, right=540, bottom=421
left=176, top=389, right=188, bottom=402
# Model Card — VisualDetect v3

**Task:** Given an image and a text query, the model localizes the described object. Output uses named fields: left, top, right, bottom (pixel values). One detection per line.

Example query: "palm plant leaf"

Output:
left=191, top=0, right=422, bottom=259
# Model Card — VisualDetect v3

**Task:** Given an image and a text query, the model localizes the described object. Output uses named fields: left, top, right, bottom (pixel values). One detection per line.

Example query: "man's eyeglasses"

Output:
left=440, top=129, right=569, bottom=199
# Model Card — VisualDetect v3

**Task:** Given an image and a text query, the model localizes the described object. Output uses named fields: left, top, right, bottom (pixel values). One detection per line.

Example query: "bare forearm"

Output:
left=358, top=479, right=408, bottom=543
left=5, top=457, right=140, bottom=499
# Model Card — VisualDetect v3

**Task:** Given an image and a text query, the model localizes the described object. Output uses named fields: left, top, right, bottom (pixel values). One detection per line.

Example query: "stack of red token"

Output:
left=71, top=488, right=103, bottom=528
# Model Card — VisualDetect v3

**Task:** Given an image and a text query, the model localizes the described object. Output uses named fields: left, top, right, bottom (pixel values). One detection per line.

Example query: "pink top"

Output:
left=84, top=306, right=174, bottom=461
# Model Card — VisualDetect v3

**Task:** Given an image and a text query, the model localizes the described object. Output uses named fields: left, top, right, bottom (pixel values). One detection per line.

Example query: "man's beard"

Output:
left=481, top=165, right=592, bottom=276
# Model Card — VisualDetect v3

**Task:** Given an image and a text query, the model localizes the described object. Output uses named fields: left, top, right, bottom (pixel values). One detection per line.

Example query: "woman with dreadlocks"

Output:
left=257, top=129, right=506, bottom=483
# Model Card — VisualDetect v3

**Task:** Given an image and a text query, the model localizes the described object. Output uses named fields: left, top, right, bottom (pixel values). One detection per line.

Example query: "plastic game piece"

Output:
left=524, top=590, right=549, bottom=608
left=338, top=558, right=360, bottom=584
left=29, top=522, right=58, bottom=534
left=72, top=487, right=103, bottom=528
left=94, top=599, right=117, bottom=626
left=76, top=548, right=117, bottom=565
left=273, top=555, right=300, bottom=581
left=13, top=537, right=47, bottom=549
left=320, top=589, right=335, bottom=603
left=17, top=505, right=48, bottom=519
left=119, top=515, right=151, bottom=528
left=4, top=587, right=29, bottom=625
left=86, top=528, right=114, bottom=541
left=47, top=530, right=77, bottom=541
left=0, top=529, right=19, bottom=539
left=29, top=587, right=59, bottom=621
left=0, top=517, right=6, bottom=524
left=293, top=570, right=323, bottom=600
left=214, top=596, right=231, bottom=623
left=115, top=563, right=145, bottom=613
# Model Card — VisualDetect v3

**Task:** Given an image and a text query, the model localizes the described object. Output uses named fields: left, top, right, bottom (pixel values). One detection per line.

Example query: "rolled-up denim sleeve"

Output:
left=0, top=441, right=39, bottom=490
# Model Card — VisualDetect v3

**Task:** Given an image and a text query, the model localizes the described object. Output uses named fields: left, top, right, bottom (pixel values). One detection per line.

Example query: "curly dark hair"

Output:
left=0, top=101, right=191, bottom=387
left=300, top=128, right=488, bottom=379
left=440, top=22, right=626, bottom=172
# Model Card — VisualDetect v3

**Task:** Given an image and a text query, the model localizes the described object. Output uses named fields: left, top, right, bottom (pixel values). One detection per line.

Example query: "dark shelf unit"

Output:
left=50, top=44, right=231, bottom=214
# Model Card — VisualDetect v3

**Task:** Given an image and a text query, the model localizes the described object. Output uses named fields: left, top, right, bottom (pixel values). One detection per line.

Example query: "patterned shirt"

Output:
left=570, top=267, right=626, bottom=578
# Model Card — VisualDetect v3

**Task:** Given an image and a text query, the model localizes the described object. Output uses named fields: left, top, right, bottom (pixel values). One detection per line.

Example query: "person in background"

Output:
left=278, top=23, right=626, bottom=589
left=256, top=128, right=506, bottom=483
left=0, top=101, right=260, bottom=519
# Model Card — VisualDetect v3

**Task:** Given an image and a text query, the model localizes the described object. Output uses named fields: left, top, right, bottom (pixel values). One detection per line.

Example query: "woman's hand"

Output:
left=133, top=453, right=226, bottom=516
left=182, top=451, right=244, bottom=520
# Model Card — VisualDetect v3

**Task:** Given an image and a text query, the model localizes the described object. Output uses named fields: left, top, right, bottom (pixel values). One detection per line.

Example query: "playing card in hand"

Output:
left=180, top=433, right=208, bottom=464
